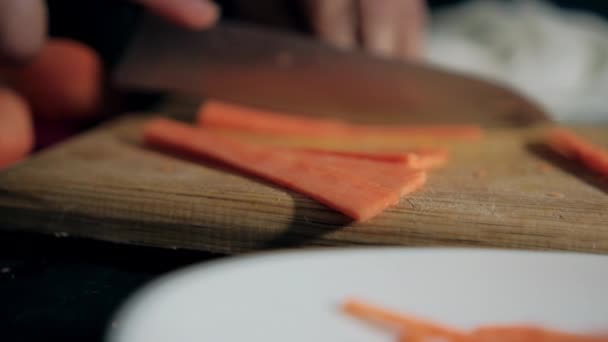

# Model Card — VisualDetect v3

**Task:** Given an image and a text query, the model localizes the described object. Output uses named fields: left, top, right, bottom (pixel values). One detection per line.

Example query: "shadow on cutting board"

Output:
left=527, top=143, right=608, bottom=195
left=260, top=205, right=353, bottom=249
left=139, top=141, right=353, bottom=249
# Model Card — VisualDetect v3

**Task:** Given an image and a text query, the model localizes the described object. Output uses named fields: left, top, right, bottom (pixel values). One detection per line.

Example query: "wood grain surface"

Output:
left=1, top=110, right=607, bottom=254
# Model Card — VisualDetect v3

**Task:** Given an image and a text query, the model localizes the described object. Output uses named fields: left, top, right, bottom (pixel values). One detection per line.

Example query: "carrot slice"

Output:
left=202, top=128, right=449, bottom=170
left=294, top=151, right=427, bottom=196
left=472, top=326, right=608, bottom=342
left=143, top=118, right=426, bottom=221
left=197, top=101, right=347, bottom=136
left=345, top=300, right=608, bottom=342
left=301, top=148, right=449, bottom=170
left=342, top=299, right=469, bottom=340
left=5, top=39, right=102, bottom=119
left=546, top=128, right=608, bottom=178
left=204, top=127, right=452, bottom=151
left=197, top=100, right=483, bottom=140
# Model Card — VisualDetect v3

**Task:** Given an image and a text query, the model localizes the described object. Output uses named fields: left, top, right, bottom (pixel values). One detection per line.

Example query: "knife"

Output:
left=114, top=14, right=549, bottom=127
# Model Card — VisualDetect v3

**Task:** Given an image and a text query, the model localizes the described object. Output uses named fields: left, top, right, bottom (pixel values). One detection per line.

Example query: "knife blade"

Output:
left=114, top=14, right=548, bottom=126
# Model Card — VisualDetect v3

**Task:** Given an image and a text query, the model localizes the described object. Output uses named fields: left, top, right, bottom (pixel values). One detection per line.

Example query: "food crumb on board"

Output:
left=546, top=192, right=565, bottom=198
left=54, top=232, right=69, bottom=238
left=472, top=169, right=488, bottom=178
left=1, top=267, right=10, bottom=273
left=536, top=163, right=553, bottom=174
left=160, top=163, right=176, bottom=174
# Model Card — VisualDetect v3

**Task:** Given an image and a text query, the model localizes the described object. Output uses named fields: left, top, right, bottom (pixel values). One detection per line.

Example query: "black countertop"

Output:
left=0, top=231, right=222, bottom=342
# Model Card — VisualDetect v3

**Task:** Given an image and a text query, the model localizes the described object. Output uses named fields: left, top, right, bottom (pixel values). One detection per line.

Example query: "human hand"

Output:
left=0, top=0, right=220, bottom=168
left=305, top=0, right=426, bottom=60
left=0, top=0, right=219, bottom=63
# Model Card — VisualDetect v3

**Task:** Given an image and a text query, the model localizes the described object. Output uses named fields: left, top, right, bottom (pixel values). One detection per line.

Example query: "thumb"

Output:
left=0, top=87, right=34, bottom=168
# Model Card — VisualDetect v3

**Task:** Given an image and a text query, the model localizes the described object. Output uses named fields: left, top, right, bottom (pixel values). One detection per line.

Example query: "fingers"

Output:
left=0, top=87, right=34, bottom=168
left=360, top=0, right=426, bottom=60
left=307, top=0, right=357, bottom=49
left=1, top=38, right=104, bottom=151
left=8, top=39, right=103, bottom=120
left=0, top=0, right=47, bottom=64
left=395, top=0, right=426, bottom=59
left=131, top=0, right=220, bottom=30
left=359, top=0, right=399, bottom=57
left=306, top=0, right=426, bottom=60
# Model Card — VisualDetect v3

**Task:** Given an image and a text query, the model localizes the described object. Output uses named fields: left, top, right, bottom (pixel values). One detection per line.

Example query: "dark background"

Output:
left=4, top=1, right=608, bottom=341
left=0, top=231, right=221, bottom=341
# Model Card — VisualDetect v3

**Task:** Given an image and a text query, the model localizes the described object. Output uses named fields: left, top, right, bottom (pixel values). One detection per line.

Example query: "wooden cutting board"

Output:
left=1, top=108, right=607, bottom=254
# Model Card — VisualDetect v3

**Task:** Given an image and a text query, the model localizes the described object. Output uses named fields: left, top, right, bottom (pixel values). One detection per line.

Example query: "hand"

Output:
left=0, top=0, right=220, bottom=168
left=0, top=0, right=219, bottom=63
left=306, top=0, right=426, bottom=60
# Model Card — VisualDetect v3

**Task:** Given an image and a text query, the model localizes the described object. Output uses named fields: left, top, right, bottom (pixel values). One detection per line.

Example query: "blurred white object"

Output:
left=427, top=0, right=608, bottom=122
left=108, top=248, right=608, bottom=342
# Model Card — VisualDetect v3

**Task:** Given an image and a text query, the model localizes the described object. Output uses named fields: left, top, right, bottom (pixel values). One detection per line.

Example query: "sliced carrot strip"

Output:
left=344, top=299, right=608, bottom=342
left=472, top=326, right=608, bottom=342
left=546, top=128, right=608, bottom=178
left=143, top=118, right=426, bottom=221
left=300, top=148, right=449, bottom=170
left=398, top=328, right=441, bottom=342
left=197, top=100, right=483, bottom=140
left=198, top=100, right=344, bottom=136
left=204, top=127, right=453, bottom=151
left=202, top=128, right=449, bottom=170
left=295, top=151, right=427, bottom=196
left=342, top=299, right=469, bottom=340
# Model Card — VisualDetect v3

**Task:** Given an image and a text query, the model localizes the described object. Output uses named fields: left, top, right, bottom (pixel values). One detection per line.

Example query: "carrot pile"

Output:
left=343, top=299, right=608, bottom=342
left=4, top=38, right=103, bottom=120
left=144, top=101, right=608, bottom=221
left=143, top=100, right=482, bottom=221
left=145, top=119, right=428, bottom=221
left=0, top=38, right=104, bottom=166
left=196, top=101, right=465, bottom=168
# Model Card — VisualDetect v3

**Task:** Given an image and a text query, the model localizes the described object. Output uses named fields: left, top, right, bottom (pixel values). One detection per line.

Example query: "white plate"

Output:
left=107, top=248, right=608, bottom=342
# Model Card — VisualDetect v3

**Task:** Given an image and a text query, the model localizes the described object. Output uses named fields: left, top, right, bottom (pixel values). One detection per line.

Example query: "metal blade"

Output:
left=114, top=14, right=548, bottom=126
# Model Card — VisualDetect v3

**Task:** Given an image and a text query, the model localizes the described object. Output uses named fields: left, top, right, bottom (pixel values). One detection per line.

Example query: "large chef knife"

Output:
left=114, top=14, right=548, bottom=126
